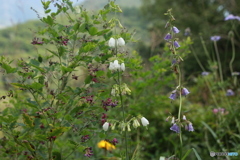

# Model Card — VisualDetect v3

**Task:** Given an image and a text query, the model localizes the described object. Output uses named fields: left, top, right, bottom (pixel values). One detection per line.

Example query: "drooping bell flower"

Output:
left=141, top=117, right=149, bottom=126
left=169, top=90, right=177, bottom=100
left=108, top=37, right=117, bottom=47
left=117, top=37, right=125, bottom=46
left=181, top=88, right=190, bottom=96
left=174, top=41, right=180, bottom=48
left=186, top=123, right=194, bottom=132
left=164, top=33, right=172, bottom=41
left=103, top=122, right=110, bottom=131
left=172, top=26, right=180, bottom=33
left=170, top=123, right=180, bottom=133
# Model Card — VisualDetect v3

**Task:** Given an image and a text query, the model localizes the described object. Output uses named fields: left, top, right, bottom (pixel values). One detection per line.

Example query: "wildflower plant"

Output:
left=0, top=0, right=144, bottom=159
left=164, top=9, right=196, bottom=159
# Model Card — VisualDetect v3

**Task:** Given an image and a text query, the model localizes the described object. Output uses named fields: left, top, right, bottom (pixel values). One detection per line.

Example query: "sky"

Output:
left=0, top=0, right=84, bottom=29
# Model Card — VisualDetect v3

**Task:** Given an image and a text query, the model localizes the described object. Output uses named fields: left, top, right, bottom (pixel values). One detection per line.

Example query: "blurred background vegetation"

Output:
left=0, top=0, right=240, bottom=159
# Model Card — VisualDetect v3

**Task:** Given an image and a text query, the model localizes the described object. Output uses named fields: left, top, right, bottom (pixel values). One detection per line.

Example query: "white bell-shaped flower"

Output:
left=120, top=63, right=125, bottom=71
left=109, top=62, right=114, bottom=71
left=141, top=117, right=149, bottom=126
left=113, top=60, right=120, bottom=70
left=103, top=122, right=110, bottom=131
left=108, top=38, right=116, bottom=47
left=117, top=37, right=125, bottom=46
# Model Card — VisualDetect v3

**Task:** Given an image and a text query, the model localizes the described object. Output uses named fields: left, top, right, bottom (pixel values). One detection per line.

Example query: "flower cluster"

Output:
left=84, top=147, right=93, bottom=157
left=109, top=60, right=125, bottom=71
left=169, top=115, right=194, bottom=133
left=102, top=117, right=149, bottom=132
left=169, top=87, right=190, bottom=100
left=212, top=108, right=228, bottom=115
left=102, top=98, right=118, bottom=111
left=108, top=37, right=125, bottom=47
left=164, top=26, right=181, bottom=49
left=111, top=83, right=131, bottom=96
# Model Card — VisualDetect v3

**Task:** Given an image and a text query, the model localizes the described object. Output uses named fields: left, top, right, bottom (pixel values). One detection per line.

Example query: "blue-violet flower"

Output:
left=170, top=123, right=180, bottom=133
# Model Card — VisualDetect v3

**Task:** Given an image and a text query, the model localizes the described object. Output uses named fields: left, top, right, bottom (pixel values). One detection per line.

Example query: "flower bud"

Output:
left=103, top=122, right=109, bottom=131
left=133, top=119, right=140, bottom=128
left=141, top=117, right=149, bottom=126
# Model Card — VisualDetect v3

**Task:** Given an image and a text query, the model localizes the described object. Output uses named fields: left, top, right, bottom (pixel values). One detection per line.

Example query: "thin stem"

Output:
left=199, top=34, right=211, bottom=61
left=117, top=70, right=129, bottom=160
left=229, top=35, right=235, bottom=74
left=190, top=45, right=205, bottom=71
left=214, top=41, right=223, bottom=82
left=177, top=65, right=183, bottom=159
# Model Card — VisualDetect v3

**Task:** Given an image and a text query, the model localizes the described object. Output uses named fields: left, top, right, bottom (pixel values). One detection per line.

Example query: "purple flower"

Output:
left=201, top=71, right=209, bottom=76
left=84, top=147, right=93, bottom=157
left=226, top=89, right=234, bottom=96
left=172, top=59, right=177, bottom=65
left=225, top=14, right=240, bottom=21
left=164, top=33, right=172, bottom=40
left=211, top=36, right=221, bottom=41
left=169, top=90, right=177, bottom=100
left=186, top=123, right=194, bottom=132
left=172, top=26, right=180, bottom=33
left=181, top=88, right=190, bottom=96
left=174, top=41, right=180, bottom=48
left=170, top=123, right=180, bottom=133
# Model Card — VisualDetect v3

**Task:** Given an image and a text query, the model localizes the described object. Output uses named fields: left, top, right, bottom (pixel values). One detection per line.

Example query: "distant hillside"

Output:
left=81, top=0, right=142, bottom=10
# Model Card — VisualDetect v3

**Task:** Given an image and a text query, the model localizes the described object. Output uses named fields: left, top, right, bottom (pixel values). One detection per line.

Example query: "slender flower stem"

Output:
left=214, top=41, right=223, bottom=83
left=117, top=71, right=129, bottom=160
left=229, top=35, right=235, bottom=74
left=177, top=65, right=183, bottom=159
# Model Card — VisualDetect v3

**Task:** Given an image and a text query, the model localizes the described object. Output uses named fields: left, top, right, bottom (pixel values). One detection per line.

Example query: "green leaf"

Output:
left=53, top=151, right=62, bottom=160
left=97, top=29, right=111, bottom=36
left=73, top=23, right=80, bottom=32
left=11, top=83, right=28, bottom=89
left=58, top=46, right=65, bottom=57
left=68, top=140, right=78, bottom=146
left=84, top=75, right=91, bottom=84
left=1, top=63, right=17, bottom=73
left=88, top=27, right=98, bottom=36
left=45, top=9, right=51, bottom=14
left=192, top=148, right=202, bottom=160
left=22, top=113, right=34, bottom=128
left=29, top=82, right=44, bottom=91
left=49, top=127, right=69, bottom=137
left=61, top=66, right=73, bottom=74
left=182, top=149, right=192, bottom=160
left=34, top=134, right=47, bottom=141
left=41, top=0, right=51, bottom=10
left=47, top=49, right=58, bottom=57
left=79, top=23, right=87, bottom=32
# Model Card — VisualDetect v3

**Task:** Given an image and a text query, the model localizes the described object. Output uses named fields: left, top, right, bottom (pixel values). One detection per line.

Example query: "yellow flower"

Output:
left=97, top=140, right=116, bottom=151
